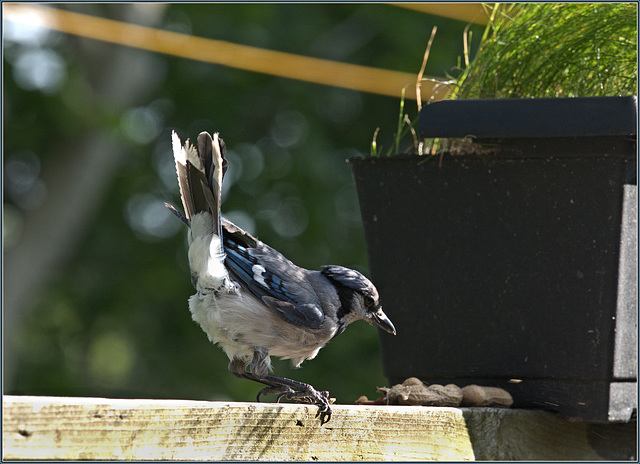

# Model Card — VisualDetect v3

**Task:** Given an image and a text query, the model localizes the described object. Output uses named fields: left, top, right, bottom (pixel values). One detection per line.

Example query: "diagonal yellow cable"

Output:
left=393, top=3, right=491, bottom=25
left=4, top=3, right=452, bottom=101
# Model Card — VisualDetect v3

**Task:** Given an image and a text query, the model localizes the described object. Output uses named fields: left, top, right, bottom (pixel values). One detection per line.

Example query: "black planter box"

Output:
left=350, top=97, right=637, bottom=423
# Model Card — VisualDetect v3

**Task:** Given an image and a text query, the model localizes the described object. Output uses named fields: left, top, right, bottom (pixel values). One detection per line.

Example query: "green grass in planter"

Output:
left=371, top=3, right=636, bottom=157
left=451, top=3, right=638, bottom=99
left=371, top=89, right=423, bottom=157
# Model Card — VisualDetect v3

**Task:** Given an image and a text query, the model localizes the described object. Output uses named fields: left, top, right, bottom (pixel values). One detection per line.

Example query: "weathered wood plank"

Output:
left=2, top=396, right=473, bottom=461
left=3, top=396, right=636, bottom=461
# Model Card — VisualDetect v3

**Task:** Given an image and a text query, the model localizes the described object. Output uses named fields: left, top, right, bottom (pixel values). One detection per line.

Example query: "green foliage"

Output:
left=452, top=3, right=638, bottom=98
left=5, top=4, right=481, bottom=404
left=375, top=3, right=637, bottom=158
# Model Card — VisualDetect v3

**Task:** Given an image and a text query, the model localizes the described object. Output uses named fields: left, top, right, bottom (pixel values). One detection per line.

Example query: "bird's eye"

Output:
left=364, top=296, right=375, bottom=308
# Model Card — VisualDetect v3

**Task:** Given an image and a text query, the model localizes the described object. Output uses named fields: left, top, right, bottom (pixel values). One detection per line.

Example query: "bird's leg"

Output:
left=228, top=355, right=332, bottom=424
left=229, top=356, right=297, bottom=400
left=262, top=374, right=333, bottom=425
left=249, top=372, right=332, bottom=425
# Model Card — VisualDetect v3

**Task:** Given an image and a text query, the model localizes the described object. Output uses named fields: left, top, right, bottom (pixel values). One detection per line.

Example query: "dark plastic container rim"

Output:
left=419, top=96, right=638, bottom=139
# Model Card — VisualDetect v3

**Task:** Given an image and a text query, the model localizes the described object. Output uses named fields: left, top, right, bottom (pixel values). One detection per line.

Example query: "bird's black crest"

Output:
left=321, top=265, right=376, bottom=295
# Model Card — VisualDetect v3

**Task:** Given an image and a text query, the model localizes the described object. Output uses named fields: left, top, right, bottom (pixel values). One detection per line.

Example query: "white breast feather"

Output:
left=189, top=289, right=338, bottom=368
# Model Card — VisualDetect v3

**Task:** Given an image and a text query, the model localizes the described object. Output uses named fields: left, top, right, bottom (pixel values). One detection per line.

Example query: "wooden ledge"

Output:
left=3, top=396, right=636, bottom=461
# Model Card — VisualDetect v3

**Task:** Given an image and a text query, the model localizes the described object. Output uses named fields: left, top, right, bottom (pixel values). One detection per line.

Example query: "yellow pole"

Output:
left=393, top=3, right=491, bottom=25
left=4, top=4, right=453, bottom=101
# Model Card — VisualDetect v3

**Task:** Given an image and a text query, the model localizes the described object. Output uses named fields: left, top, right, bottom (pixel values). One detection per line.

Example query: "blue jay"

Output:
left=166, top=131, right=396, bottom=424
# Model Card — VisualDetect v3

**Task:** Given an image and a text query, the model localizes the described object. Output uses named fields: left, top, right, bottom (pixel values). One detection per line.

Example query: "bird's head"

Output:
left=321, top=265, right=396, bottom=335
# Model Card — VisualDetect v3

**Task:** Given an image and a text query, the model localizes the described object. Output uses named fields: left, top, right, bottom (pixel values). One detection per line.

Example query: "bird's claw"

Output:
left=256, top=384, right=332, bottom=424
left=314, top=394, right=332, bottom=425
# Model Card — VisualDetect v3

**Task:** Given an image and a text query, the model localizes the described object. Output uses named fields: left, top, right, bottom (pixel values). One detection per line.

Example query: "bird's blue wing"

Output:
left=222, top=224, right=324, bottom=329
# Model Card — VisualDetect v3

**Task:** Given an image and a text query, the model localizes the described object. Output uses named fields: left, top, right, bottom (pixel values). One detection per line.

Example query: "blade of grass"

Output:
left=394, top=87, right=406, bottom=155
left=370, top=127, right=380, bottom=157
left=416, top=26, right=438, bottom=112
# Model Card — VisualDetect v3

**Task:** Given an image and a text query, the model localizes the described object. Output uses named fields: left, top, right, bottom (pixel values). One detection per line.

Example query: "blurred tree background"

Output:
left=4, top=4, right=484, bottom=403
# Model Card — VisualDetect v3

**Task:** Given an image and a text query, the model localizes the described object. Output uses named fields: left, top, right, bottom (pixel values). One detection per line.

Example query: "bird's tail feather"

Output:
left=170, top=131, right=227, bottom=236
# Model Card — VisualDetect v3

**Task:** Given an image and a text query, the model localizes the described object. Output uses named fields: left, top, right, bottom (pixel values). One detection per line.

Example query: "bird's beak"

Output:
left=372, top=308, right=396, bottom=335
